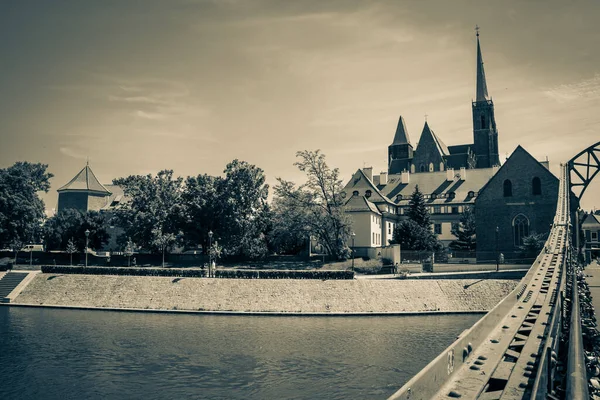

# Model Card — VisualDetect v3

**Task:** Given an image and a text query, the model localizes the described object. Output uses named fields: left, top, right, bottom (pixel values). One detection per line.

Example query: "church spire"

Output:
left=475, top=26, right=489, bottom=102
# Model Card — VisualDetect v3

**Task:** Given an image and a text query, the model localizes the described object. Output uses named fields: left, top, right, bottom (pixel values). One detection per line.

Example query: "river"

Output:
left=0, top=307, right=481, bottom=399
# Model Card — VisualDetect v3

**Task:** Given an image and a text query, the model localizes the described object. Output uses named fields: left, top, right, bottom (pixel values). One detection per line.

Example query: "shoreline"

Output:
left=1, top=302, right=488, bottom=317
left=7, top=273, right=518, bottom=315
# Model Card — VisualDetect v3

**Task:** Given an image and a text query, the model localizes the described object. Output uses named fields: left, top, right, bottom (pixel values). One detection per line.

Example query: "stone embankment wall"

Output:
left=13, top=274, right=518, bottom=314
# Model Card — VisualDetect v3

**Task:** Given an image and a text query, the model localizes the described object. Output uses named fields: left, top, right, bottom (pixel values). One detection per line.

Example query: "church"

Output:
left=344, top=31, right=558, bottom=262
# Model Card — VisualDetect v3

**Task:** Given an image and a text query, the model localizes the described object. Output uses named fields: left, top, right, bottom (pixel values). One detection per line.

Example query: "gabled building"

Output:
left=474, top=146, right=559, bottom=262
left=582, top=212, right=600, bottom=264
left=344, top=165, right=497, bottom=249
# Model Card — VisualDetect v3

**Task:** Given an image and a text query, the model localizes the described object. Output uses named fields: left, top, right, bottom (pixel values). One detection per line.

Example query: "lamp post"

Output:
left=495, top=226, right=499, bottom=272
left=85, top=229, right=90, bottom=268
left=208, top=230, right=213, bottom=277
left=351, top=232, right=356, bottom=271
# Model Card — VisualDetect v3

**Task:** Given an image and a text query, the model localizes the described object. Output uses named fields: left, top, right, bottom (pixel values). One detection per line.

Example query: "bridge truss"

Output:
left=568, top=141, right=600, bottom=203
left=390, top=164, right=589, bottom=400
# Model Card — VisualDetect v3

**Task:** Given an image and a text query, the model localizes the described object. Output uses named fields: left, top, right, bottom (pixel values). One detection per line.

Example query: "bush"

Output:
left=41, top=265, right=207, bottom=278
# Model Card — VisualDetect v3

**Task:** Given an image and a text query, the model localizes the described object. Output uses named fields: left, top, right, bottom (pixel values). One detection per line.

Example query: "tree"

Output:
left=219, top=160, right=271, bottom=259
left=0, top=162, right=53, bottom=250
left=181, top=174, right=224, bottom=252
left=406, top=185, right=430, bottom=228
left=273, top=150, right=352, bottom=260
left=43, top=209, right=110, bottom=251
left=152, top=228, right=176, bottom=268
left=113, top=170, right=184, bottom=253
left=519, top=232, right=546, bottom=260
left=391, top=185, right=442, bottom=252
left=449, top=207, right=476, bottom=251
left=66, top=237, right=77, bottom=265
left=124, top=237, right=135, bottom=267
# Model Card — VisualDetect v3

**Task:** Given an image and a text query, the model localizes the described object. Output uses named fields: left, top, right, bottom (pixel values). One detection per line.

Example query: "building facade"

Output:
left=474, top=146, right=559, bottom=262
left=582, top=212, right=600, bottom=264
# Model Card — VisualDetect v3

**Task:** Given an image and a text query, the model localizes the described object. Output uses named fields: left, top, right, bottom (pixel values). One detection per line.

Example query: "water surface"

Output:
left=0, top=307, right=480, bottom=399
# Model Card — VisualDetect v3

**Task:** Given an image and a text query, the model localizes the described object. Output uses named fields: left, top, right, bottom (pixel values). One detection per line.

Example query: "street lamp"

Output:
left=208, top=230, right=213, bottom=277
left=351, top=232, right=356, bottom=271
left=495, top=226, right=499, bottom=272
left=85, top=229, right=90, bottom=268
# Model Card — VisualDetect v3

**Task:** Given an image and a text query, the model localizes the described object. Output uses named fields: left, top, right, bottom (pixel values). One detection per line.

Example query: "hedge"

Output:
left=41, top=266, right=207, bottom=277
left=214, top=269, right=354, bottom=280
left=40, top=266, right=354, bottom=280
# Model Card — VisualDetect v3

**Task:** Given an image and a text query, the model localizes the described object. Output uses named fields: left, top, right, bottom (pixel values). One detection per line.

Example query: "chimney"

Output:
left=363, top=167, right=373, bottom=182
left=401, top=170, right=410, bottom=184
left=379, top=171, right=388, bottom=185
left=446, top=168, right=454, bottom=182
left=459, top=167, right=467, bottom=180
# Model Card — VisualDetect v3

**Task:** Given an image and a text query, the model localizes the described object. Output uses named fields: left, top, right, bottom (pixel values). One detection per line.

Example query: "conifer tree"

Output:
left=449, top=207, right=476, bottom=251
left=407, top=185, right=430, bottom=228
left=391, top=185, right=442, bottom=252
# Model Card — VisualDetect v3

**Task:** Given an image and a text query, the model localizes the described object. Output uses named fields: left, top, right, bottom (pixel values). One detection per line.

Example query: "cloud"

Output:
left=543, top=74, right=600, bottom=103
left=59, top=146, right=88, bottom=160
left=134, top=110, right=166, bottom=120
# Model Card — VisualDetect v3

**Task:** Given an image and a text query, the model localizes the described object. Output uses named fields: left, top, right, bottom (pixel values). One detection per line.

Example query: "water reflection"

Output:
left=0, top=308, right=481, bottom=399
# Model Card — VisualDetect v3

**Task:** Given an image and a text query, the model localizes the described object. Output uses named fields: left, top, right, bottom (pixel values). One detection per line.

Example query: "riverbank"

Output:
left=8, top=273, right=518, bottom=314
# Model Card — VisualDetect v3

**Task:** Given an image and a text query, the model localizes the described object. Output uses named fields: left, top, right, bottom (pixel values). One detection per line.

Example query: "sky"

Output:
left=1, top=0, right=599, bottom=211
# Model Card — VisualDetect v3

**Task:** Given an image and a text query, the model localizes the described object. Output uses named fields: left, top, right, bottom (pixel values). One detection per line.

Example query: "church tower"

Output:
left=388, top=116, right=414, bottom=174
left=472, top=28, right=500, bottom=168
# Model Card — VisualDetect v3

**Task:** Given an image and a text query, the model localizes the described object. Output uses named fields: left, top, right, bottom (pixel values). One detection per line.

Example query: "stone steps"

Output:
left=0, top=272, right=28, bottom=300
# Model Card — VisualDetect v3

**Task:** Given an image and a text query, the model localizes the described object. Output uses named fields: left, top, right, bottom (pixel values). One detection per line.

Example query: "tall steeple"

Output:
left=472, top=27, right=500, bottom=168
left=388, top=116, right=414, bottom=174
left=475, top=26, right=489, bottom=102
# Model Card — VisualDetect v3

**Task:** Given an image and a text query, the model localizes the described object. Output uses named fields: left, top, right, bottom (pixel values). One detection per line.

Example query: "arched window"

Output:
left=503, top=179, right=512, bottom=197
left=481, top=115, right=487, bottom=129
left=532, top=177, right=542, bottom=196
left=429, top=162, right=434, bottom=172
left=513, top=214, right=530, bottom=246
left=420, top=165, right=426, bottom=172
left=365, top=190, right=372, bottom=198
left=439, top=162, right=445, bottom=171
left=352, top=190, right=359, bottom=196
left=410, top=164, right=416, bottom=173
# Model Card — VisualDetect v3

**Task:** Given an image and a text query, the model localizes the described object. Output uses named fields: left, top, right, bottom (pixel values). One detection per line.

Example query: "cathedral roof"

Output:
left=419, top=122, right=449, bottom=156
left=391, top=115, right=411, bottom=145
left=476, top=30, right=489, bottom=102
left=57, top=164, right=112, bottom=195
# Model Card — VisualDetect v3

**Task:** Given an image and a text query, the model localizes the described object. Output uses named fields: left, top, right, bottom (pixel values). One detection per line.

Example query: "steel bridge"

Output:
left=389, top=142, right=600, bottom=400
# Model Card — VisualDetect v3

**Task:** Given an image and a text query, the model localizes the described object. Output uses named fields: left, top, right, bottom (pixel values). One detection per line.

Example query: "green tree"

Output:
left=449, top=207, right=476, bottom=251
left=113, top=170, right=184, bottom=253
left=65, top=237, right=77, bottom=265
left=0, top=162, right=53, bottom=250
left=273, top=150, right=352, bottom=260
left=43, top=209, right=110, bottom=251
left=391, top=185, right=442, bottom=251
